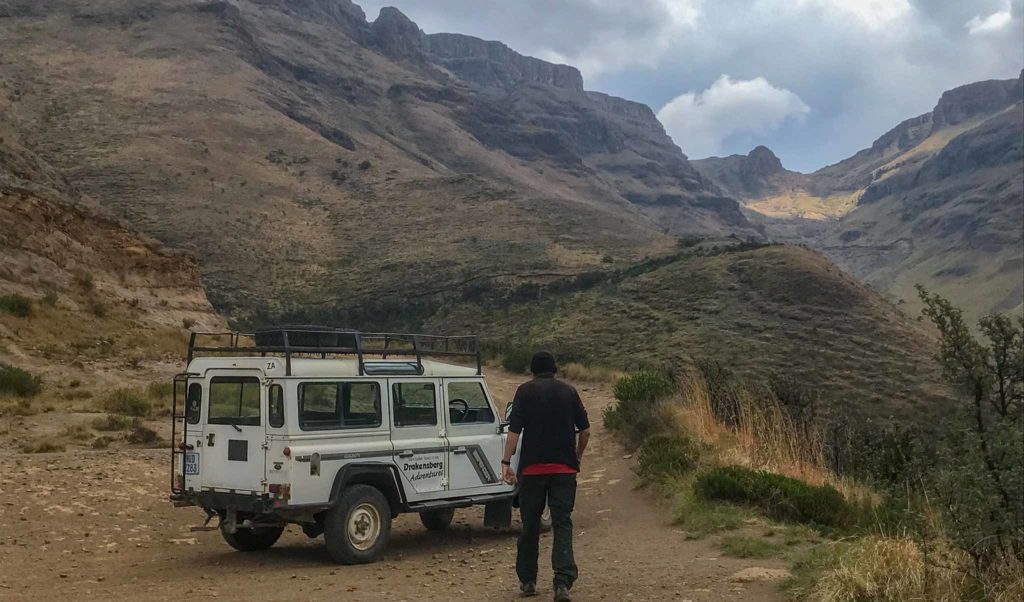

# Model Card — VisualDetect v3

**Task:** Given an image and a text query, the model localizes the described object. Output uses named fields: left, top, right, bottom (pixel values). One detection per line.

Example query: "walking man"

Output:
left=501, top=351, right=591, bottom=601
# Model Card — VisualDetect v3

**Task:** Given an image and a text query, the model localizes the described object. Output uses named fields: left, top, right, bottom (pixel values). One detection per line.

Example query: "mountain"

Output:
left=0, top=107, right=225, bottom=390
left=694, top=73, right=1024, bottom=321
left=819, top=74, right=1023, bottom=322
left=0, top=0, right=753, bottom=321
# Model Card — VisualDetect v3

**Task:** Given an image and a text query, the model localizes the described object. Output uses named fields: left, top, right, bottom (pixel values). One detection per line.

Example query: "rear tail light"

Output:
left=283, top=447, right=291, bottom=457
left=178, top=441, right=187, bottom=451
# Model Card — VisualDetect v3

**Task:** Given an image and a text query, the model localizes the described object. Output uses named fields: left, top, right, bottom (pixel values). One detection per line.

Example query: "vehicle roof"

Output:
left=186, top=356, right=481, bottom=378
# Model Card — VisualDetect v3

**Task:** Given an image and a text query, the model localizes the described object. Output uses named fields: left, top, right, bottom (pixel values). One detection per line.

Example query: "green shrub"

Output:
left=0, top=294, right=32, bottom=317
left=101, top=389, right=150, bottom=417
left=0, top=364, right=42, bottom=397
left=500, top=344, right=534, bottom=374
left=694, top=466, right=853, bottom=528
left=612, top=370, right=676, bottom=403
left=637, top=434, right=702, bottom=480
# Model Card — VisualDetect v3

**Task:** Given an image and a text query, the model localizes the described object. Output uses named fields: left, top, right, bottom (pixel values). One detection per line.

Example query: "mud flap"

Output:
left=483, top=499, right=513, bottom=529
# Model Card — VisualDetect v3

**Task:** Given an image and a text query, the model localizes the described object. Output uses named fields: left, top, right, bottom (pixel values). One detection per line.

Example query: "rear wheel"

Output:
left=220, top=521, right=285, bottom=552
left=419, top=508, right=455, bottom=531
left=323, top=485, right=392, bottom=564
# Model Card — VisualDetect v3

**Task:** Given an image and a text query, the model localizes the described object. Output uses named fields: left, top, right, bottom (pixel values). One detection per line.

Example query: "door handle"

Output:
left=207, top=433, right=215, bottom=447
left=453, top=447, right=468, bottom=455
left=398, top=450, right=414, bottom=458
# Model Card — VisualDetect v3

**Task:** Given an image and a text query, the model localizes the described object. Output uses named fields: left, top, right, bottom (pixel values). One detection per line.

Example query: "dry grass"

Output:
left=668, top=370, right=874, bottom=504
left=560, top=362, right=626, bottom=383
left=808, top=536, right=971, bottom=602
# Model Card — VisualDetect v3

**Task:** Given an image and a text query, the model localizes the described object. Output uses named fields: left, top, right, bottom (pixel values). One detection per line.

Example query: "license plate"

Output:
left=184, top=452, right=200, bottom=476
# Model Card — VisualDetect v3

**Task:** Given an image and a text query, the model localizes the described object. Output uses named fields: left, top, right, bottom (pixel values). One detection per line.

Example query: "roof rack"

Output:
left=187, top=327, right=482, bottom=376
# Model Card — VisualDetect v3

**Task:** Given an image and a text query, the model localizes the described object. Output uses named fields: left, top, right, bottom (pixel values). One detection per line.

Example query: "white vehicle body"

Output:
left=170, top=329, right=526, bottom=563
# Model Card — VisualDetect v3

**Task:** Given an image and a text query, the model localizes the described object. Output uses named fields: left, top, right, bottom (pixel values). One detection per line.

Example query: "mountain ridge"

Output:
left=692, top=71, right=1024, bottom=321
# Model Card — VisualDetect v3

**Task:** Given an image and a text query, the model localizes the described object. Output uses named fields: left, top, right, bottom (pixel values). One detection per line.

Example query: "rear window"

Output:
left=298, top=382, right=381, bottom=431
left=185, top=382, right=202, bottom=425
left=208, top=377, right=260, bottom=426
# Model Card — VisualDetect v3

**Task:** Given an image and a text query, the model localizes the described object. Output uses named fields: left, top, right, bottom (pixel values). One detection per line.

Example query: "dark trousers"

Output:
left=516, top=473, right=578, bottom=588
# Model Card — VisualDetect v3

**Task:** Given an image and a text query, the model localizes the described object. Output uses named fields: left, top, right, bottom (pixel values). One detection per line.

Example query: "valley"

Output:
left=693, top=73, right=1024, bottom=323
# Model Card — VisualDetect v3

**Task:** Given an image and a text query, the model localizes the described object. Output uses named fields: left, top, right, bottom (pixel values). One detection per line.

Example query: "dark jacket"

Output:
left=508, top=374, right=590, bottom=471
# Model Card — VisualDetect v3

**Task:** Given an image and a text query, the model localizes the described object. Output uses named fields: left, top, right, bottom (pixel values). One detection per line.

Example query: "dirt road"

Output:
left=0, top=372, right=786, bottom=601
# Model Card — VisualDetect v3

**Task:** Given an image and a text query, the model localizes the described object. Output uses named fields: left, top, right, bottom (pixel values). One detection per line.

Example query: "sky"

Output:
left=357, top=0, right=1023, bottom=172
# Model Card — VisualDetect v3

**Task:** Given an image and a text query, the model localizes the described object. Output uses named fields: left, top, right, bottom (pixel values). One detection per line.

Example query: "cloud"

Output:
left=657, top=76, right=810, bottom=158
left=966, top=4, right=1014, bottom=34
left=796, top=0, right=911, bottom=30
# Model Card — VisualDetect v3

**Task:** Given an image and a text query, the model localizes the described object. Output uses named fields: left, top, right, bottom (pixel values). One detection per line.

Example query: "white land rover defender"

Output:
left=169, top=328, right=535, bottom=564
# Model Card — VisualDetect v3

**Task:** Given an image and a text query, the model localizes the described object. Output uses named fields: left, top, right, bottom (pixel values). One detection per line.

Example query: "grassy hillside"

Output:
left=432, top=243, right=949, bottom=423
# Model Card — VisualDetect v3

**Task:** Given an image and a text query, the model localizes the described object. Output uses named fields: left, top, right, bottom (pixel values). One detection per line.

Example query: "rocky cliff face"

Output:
left=819, top=75, right=1023, bottom=323
left=426, top=33, right=584, bottom=91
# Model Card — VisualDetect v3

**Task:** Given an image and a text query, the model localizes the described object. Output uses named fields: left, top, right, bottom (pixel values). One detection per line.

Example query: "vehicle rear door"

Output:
left=389, top=379, right=448, bottom=501
left=200, top=371, right=266, bottom=493
left=444, top=379, right=507, bottom=494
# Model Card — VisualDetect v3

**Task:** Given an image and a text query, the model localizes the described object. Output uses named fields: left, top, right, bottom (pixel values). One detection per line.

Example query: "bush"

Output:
left=695, top=466, right=854, bottom=528
left=0, top=294, right=32, bottom=317
left=126, top=425, right=159, bottom=445
left=101, top=389, right=150, bottom=417
left=604, top=370, right=676, bottom=444
left=637, top=434, right=702, bottom=481
left=91, top=414, right=140, bottom=431
left=0, top=364, right=42, bottom=397
left=612, top=370, right=676, bottom=404
left=916, top=288, right=1024, bottom=570
left=146, top=381, right=173, bottom=399
left=500, top=344, right=534, bottom=374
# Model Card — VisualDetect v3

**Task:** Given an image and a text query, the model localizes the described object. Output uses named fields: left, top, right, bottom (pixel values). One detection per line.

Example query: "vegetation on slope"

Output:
left=442, top=241, right=948, bottom=423
left=601, top=291, right=1023, bottom=601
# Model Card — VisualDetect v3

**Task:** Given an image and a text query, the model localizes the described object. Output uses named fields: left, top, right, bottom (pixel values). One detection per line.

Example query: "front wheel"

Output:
left=420, top=508, right=455, bottom=531
left=220, top=521, right=285, bottom=552
left=323, top=485, right=392, bottom=564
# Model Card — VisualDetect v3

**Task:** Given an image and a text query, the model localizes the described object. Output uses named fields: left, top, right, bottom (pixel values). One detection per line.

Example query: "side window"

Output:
left=268, top=384, right=285, bottom=428
left=185, top=383, right=202, bottom=425
left=448, top=382, right=495, bottom=425
left=392, top=382, right=437, bottom=427
left=298, top=382, right=381, bottom=431
left=208, top=377, right=261, bottom=426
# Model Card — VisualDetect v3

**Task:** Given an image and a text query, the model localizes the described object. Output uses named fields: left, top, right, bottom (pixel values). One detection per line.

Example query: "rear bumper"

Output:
left=170, top=490, right=273, bottom=514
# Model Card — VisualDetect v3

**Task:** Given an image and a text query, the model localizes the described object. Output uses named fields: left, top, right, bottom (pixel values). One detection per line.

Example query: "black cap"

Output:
left=530, top=351, right=557, bottom=375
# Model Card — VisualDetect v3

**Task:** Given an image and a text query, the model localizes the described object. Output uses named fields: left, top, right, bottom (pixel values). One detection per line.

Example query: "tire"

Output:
left=220, top=521, right=285, bottom=552
left=419, top=508, right=455, bottom=531
left=323, top=484, right=392, bottom=564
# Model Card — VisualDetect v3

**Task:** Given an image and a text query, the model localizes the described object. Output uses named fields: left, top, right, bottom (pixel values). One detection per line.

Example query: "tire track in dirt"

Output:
left=0, top=371, right=786, bottom=601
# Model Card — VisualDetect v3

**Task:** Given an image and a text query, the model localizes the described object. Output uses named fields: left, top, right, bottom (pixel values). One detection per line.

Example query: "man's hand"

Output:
left=502, top=464, right=517, bottom=486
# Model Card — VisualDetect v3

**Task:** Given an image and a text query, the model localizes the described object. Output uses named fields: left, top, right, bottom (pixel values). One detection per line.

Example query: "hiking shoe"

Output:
left=553, top=583, right=571, bottom=602
left=519, top=582, right=537, bottom=597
